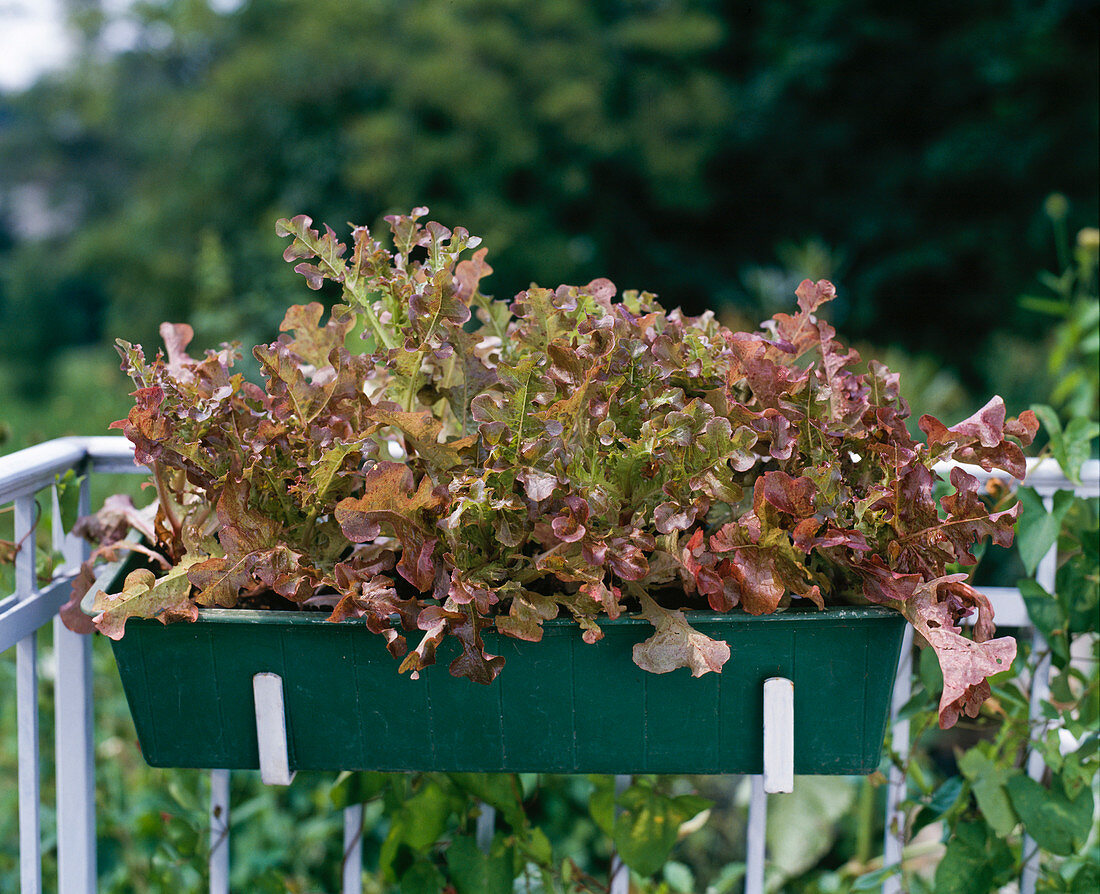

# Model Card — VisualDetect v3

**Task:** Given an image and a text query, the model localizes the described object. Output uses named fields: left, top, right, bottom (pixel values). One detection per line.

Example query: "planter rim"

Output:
left=177, top=604, right=901, bottom=631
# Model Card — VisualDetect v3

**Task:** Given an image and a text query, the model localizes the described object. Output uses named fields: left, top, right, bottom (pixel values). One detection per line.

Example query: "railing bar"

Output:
left=342, top=804, right=364, bottom=894
left=1, top=575, right=81, bottom=654
left=55, top=475, right=97, bottom=894
left=210, top=769, right=231, bottom=894
left=15, top=494, right=42, bottom=894
left=0, top=441, right=86, bottom=504
left=930, top=457, right=1099, bottom=496
left=744, top=776, right=768, bottom=894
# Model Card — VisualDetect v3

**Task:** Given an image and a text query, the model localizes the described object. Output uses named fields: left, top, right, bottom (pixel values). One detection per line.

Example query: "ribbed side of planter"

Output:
left=109, top=607, right=905, bottom=775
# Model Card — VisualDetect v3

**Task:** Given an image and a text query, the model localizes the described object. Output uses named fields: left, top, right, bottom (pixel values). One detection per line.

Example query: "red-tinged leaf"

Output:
left=919, top=397, right=1034, bottom=477
left=654, top=501, right=696, bottom=534
left=812, top=526, right=871, bottom=552
left=252, top=546, right=317, bottom=603
left=608, top=542, right=649, bottom=581
left=727, top=547, right=785, bottom=615
left=750, top=408, right=795, bottom=460
left=794, top=278, right=837, bottom=314
left=705, top=561, right=740, bottom=612
left=956, top=440, right=1028, bottom=480
left=632, top=592, right=730, bottom=677
left=335, top=462, right=443, bottom=543
left=899, top=575, right=1017, bottom=728
left=856, top=555, right=922, bottom=606
left=449, top=608, right=506, bottom=684
left=923, top=397, right=1009, bottom=448
left=92, top=558, right=203, bottom=640
left=727, top=336, right=793, bottom=409
left=294, top=263, right=325, bottom=290
left=551, top=515, right=586, bottom=542
left=365, top=404, right=472, bottom=469
left=329, top=574, right=414, bottom=656
left=216, top=478, right=280, bottom=557
left=398, top=536, right=439, bottom=592
left=276, top=215, right=348, bottom=286
left=253, top=340, right=338, bottom=425
left=110, top=386, right=169, bottom=465
left=60, top=561, right=97, bottom=634
left=791, top=518, right=822, bottom=553
left=159, top=322, right=195, bottom=383
left=187, top=554, right=253, bottom=607
left=799, top=584, right=825, bottom=610
left=579, top=580, right=624, bottom=620
left=278, top=301, right=355, bottom=369
left=758, top=471, right=816, bottom=518
left=399, top=605, right=459, bottom=678
left=496, top=589, right=558, bottom=641
left=1005, top=409, right=1039, bottom=443
left=936, top=467, right=1021, bottom=564
left=453, top=247, right=493, bottom=301
left=72, top=493, right=157, bottom=546
left=517, top=468, right=558, bottom=502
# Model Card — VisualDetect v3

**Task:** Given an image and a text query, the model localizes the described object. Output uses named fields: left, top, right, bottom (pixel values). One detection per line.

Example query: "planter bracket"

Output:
left=763, top=677, right=794, bottom=793
left=253, top=672, right=296, bottom=786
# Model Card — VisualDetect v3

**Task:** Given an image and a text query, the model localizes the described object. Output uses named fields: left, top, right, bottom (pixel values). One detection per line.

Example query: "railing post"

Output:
left=15, top=494, right=42, bottom=894
left=609, top=774, right=631, bottom=894
left=1020, top=493, right=1058, bottom=894
left=476, top=803, right=495, bottom=853
left=210, top=769, right=231, bottom=894
left=744, top=775, right=768, bottom=894
left=54, top=475, right=97, bottom=894
left=342, top=804, right=364, bottom=894
left=882, top=625, right=915, bottom=894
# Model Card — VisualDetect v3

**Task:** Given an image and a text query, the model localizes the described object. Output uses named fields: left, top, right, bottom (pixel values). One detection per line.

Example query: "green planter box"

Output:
left=108, top=606, right=905, bottom=775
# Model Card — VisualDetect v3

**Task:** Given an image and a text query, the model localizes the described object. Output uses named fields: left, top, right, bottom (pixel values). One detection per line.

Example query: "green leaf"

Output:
left=92, top=557, right=203, bottom=639
left=957, top=749, right=1019, bottom=836
left=1061, top=416, right=1100, bottom=484
left=612, top=783, right=710, bottom=878
left=663, top=860, right=695, bottom=892
left=1018, top=579, right=1065, bottom=645
left=400, top=861, right=447, bottom=894
left=1006, top=775, right=1094, bottom=855
left=400, top=779, right=452, bottom=851
left=447, top=774, right=526, bottom=830
left=1015, top=487, right=1073, bottom=576
left=588, top=777, right=616, bottom=837
left=764, top=776, right=858, bottom=882
left=853, top=865, right=901, bottom=890
left=445, top=836, right=514, bottom=894
left=708, top=863, right=747, bottom=894
left=54, top=469, right=85, bottom=532
left=330, top=771, right=388, bottom=808
left=1068, top=863, right=1100, bottom=894
left=913, top=775, right=965, bottom=834
left=932, top=820, right=1014, bottom=894
left=519, top=827, right=552, bottom=865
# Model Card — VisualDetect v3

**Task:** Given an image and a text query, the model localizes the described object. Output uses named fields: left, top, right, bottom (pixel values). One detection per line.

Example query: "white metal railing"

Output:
left=2, top=439, right=1097, bottom=893
left=882, top=458, right=1099, bottom=894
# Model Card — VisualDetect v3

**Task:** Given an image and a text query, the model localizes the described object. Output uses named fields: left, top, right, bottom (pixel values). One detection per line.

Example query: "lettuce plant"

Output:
left=86, top=209, right=1036, bottom=728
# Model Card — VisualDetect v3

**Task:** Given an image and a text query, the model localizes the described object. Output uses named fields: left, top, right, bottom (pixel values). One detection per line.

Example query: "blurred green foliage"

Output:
left=0, top=0, right=1096, bottom=432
